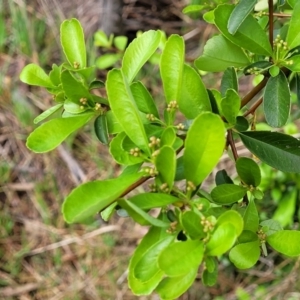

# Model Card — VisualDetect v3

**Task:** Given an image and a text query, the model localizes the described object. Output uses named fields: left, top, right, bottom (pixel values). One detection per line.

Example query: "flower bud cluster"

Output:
left=201, top=216, right=214, bottom=233
left=177, top=123, right=185, bottom=130
left=166, top=100, right=179, bottom=112
left=79, top=97, right=87, bottom=109
left=129, top=147, right=141, bottom=157
left=160, top=183, right=170, bottom=193
left=144, top=167, right=158, bottom=177
left=146, top=114, right=156, bottom=121
left=95, top=103, right=101, bottom=110
left=73, top=61, right=80, bottom=69
left=186, top=181, right=196, bottom=192
left=149, top=136, right=160, bottom=148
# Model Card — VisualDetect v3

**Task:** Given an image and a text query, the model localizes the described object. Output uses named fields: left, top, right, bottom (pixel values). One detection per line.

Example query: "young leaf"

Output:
left=220, top=67, right=238, bottom=97
left=94, top=115, right=109, bottom=145
left=122, top=30, right=162, bottom=83
left=49, top=64, right=62, bottom=86
left=160, top=127, right=176, bottom=147
left=216, top=210, right=244, bottom=236
left=181, top=211, right=205, bottom=239
left=267, top=230, right=300, bottom=256
left=202, top=267, right=218, bottom=287
left=158, top=240, right=204, bottom=277
left=155, top=146, right=176, bottom=189
left=238, top=131, right=300, bottom=173
left=211, top=184, right=247, bottom=205
left=114, top=35, right=128, bottom=51
left=260, top=219, right=283, bottom=237
left=160, top=35, right=185, bottom=104
left=129, top=193, right=179, bottom=210
left=263, top=70, right=290, bottom=128
left=27, top=114, right=93, bottom=153
left=130, top=81, right=159, bottom=118
left=178, top=64, right=211, bottom=119
left=33, top=104, right=63, bottom=124
left=100, top=202, right=117, bottom=222
left=286, top=0, right=300, bottom=49
left=214, top=4, right=272, bottom=56
left=221, top=89, right=241, bottom=125
left=184, top=112, right=225, bottom=186
left=227, top=0, right=257, bottom=34
left=236, top=157, right=261, bottom=187
left=106, top=111, right=123, bottom=134
left=107, top=69, right=150, bottom=155
left=206, top=223, right=237, bottom=256
left=60, top=18, right=86, bottom=68
left=229, top=240, right=260, bottom=269
left=96, top=53, right=122, bottom=69
left=62, top=172, right=144, bottom=223
left=195, top=35, right=250, bottom=72
left=243, top=198, right=259, bottom=232
left=155, top=268, right=198, bottom=300
left=20, top=64, right=55, bottom=88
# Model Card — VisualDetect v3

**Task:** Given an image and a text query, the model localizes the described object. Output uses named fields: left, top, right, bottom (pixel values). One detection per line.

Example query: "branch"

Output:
left=268, top=0, right=274, bottom=50
left=244, top=97, right=263, bottom=117
left=227, top=129, right=239, bottom=161
left=241, top=77, right=268, bottom=107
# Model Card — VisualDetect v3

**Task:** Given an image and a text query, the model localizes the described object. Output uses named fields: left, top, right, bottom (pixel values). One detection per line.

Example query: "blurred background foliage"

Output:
left=0, top=0, right=300, bottom=299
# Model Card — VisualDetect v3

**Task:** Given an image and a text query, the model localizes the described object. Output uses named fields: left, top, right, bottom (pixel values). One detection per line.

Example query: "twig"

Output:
left=241, top=77, right=268, bottom=107
left=268, top=0, right=274, bottom=50
left=243, top=97, right=263, bottom=117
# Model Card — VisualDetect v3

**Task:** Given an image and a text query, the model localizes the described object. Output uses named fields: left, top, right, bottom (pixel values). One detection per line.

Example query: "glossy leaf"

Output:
left=160, top=35, right=184, bottom=103
left=195, top=35, right=250, bottom=72
left=243, top=198, right=259, bottom=232
left=94, top=115, right=109, bottom=145
left=178, top=64, right=211, bottom=119
left=215, top=169, right=234, bottom=185
left=100, top=202, right=117, bottom=222
left=229, top=240, right=260, bottom=269
left=184, top=112, right=225, bottom=186
left=267, top=230, right=300, bottom=256
left=60, top=18, right=86, bottom=68
left=211, top=184, right=247, bottom=205
left=216, top=210, right=244, bottom=236
left=236, top=157, right=261, bottom=187
left=243, top=60, right=272, bottom=76
left=27, top=114, right=93, bottom=153
left=221, top=89, right=240, bottom=125
left=122, top=30, right=162, bottom=83
left=182, top=5, right=206, bottom=14
left=106, top=111, right=123, bottom=134
left=64, top=100, right=87, bottom=114
left=238, top=131, right=300, bottom=173
left=107, top=69, right=150, bottom=155
left=62, top=172, right=143, bottom=223
left=202, top=267, right=218, bottom=287
left=260, top=219, right=283, bottom=237
left=155, top=146, right=176, bottom=189
left=49, top=64, right=62, bottom=86
left=129, top=193, right=179, bottom=210
left=228, top=0, right=257, bottom=34
left=234, top=116, right=249, bottom=131
left=286, top=0, right=300, bottom=49
left=130, top=81, right=159, bottom=118
left=214, top=4, right=272, bottom=56
left=263, top=71, right=290, bottom=128
left=284, top=55, right=300, bottom=72
left=206, top=223, right=237, bottom=256
left=33, top=104, right=63, bottom=124
left=96, top=53, right=122, bottom=69
left=158, top=240, right=204, bottom=277
left=160, top=127, right=176, bottom=147
left=220, top=67, right=238, bottom=97
left=20, top=64, right=55, bottom=88
left=134, top=236, right=174, bottom=281
left=156, top=268, right=198, bottom=300
left=238, top=230, right=258, bottom=244
left=182, top=211, right=205, bottom=239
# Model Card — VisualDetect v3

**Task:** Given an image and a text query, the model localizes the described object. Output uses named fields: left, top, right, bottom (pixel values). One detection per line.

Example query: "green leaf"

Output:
left=122, top=30, right=161, bottom=83
left=234, top=116, right=249, bottom=131
left=64, top=99, right=87, bottom=114
left=215, top=169, right=234, bottom=185
left=117, top=199, right=169, bottom=227
left=96, top=53, right=122, bottom=69
left=195, top=35, right=250, bottom=72
left=155, top=146, right=176, bottom=189
left=27, top=114, right=93, bottom=153
left=206, top=223, right=237, bottom=256
left=33, top=104, right=63, bottom=124
left=184, top=112, right=225, bottom=186
left=263, top=71, right=290, bottom=128
left=158, top=240, right=204, bottom=277
left=129, top=193, right=179, bottom=210
left=89, top=80, right=105, bottom=90
left=260, top=219, right=283, bottom=237
left=109, top=132, right=144, bottom=165
left=94, top=30, right=111, bottom=47
left=238, top=131, right=300, bottom=173
left=100, top=202, right=117, bottom=222
left=134, top=235, right=174, bottom=281
left=178, top=64, right=211, bottom=119
left=216, top=210, right=244, bottom=236
left=182, top=211, right=205, bottom=239
left=267, top=230, right=300, bottom=256
left=130, top=81, right=159, bottom=118
left=156, top=268, right=198, bottom=300
left=160, top=35, right=185, bottom=103
left=220, top=67, right=238, bottom=97
left=243, top=60, right=272, bottom=76
left=238, top=230, right=258, bottom=243
left=182, top=5, right=206, bottom=14
left=20, top=64, right=55, bottom=88
left=236, top=157, right=261, bottom=187
left=49, top=64, right=62, bottom=86
left=269, top=65, right=280, bottom=77
left=107, top=69, right=150, bottom=155
left=211, top=184, right=247, bottom=205
left=228, top=0, right=257, bottom=34
left=160, top=127, right=176, bottom=147
left=62, top=172, right=143, bottom=223
left=202, top=267, right=218, bottom=287
left=286, top=1, right=300, bottom=49
left=214, top=4, right=272, bottom=56
left=221, top=89, right=240, bottom=125
left=229, top=240, right=260, bottom=269
left=106, top=111, right=123, bottom=134
left=60, top=18, right=86, bottom=68
left=114, top=35, right=128, bottom=51
left=94, top=115, right=109, bottom=145
left=243, top=198, right=259, bottom=232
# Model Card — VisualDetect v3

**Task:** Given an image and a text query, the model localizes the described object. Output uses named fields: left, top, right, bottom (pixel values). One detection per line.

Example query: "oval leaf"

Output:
left=94, top=115, right=109, bottom=145
left=221, top=89, right=241, bottom=125
left=62, top=172, right=143, bottom=223
left=216, top=210, right=244, bottom=236
left=236, top=157, right=261, bottom=187
left=211, top=184, right=247, bottom=205
left=182, top=211, right=205, bottom=239
left=184, top=112, right=225, bottom=186
left=33, top=104, right=63, bottom=124
left=239, top=131, right=300, bottom=173
left=26, top=114, right=93, bottom=153
left=286, top=1, right=300, bottom=49
left=60, top=18, right=86, bottom=68
left=263, top=70, right=290, bottom=128
left=243, top=198, right=259, bottom=232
